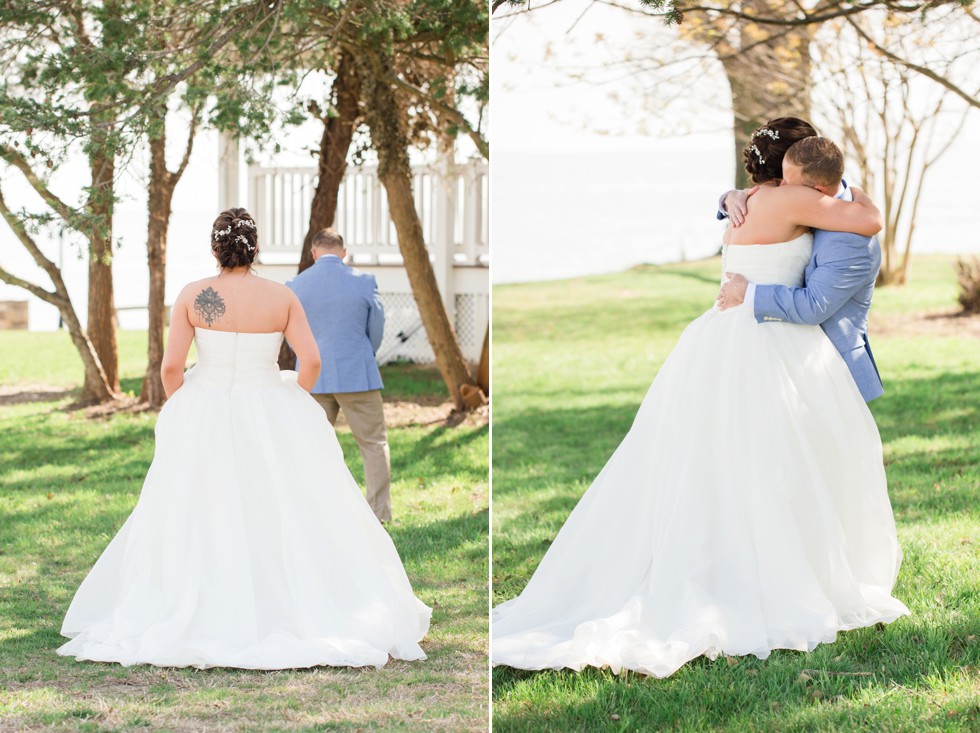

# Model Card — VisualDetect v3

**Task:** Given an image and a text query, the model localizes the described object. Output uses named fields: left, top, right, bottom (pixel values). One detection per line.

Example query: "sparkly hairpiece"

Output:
left=212, top=222, right=256, bottom=253
left=748, top=144, right=765, bottom=165
left=212, top=225, right=232, bottom=242
left=235, top=234, right=256, bottom=252
left=753, top=127, right=780, bottom=141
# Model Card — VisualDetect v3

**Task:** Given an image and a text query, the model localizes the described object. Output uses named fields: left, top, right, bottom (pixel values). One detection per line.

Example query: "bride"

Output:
left=58, top=208, right=431, bottom=670
left=491, top=129, right=909, bottom=678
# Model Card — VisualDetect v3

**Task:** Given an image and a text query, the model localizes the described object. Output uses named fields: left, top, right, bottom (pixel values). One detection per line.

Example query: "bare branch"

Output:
left=846, top=16, right=980, bottom=110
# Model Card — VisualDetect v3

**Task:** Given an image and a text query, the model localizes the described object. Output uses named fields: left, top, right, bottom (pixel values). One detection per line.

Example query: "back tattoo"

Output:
left=194, top=287, right=226, bottom=327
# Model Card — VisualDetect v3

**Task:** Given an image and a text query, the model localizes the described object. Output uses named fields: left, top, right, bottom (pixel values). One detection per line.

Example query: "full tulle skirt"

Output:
left=58, top=368, right=430, bottom=670
left=491, top=302, right=908, bottom=677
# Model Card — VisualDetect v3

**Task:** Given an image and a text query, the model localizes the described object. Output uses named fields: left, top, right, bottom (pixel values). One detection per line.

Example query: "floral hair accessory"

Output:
left=236, top=219, right=256, bottom=230
left=753, top=127, right=780, bottom=141
left=212, top=225, right=232, bottom=242
left=234, top=234, right=256, bottom=252
left=748, top=144, right=765, bottom=165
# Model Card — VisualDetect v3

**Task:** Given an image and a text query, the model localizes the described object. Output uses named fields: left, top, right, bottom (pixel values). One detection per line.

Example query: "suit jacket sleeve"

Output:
left=366, top=275, right=385, bottom=354
left=753, top=233, right=873, bottom=326
left=716, top=192, right=729, bottom=221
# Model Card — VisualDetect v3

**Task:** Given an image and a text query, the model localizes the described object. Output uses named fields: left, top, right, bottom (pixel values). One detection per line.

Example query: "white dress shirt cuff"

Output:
left=745, top=283, right=756, bottom=311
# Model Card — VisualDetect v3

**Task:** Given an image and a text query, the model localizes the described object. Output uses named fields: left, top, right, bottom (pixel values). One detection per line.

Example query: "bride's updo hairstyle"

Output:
left=742, top=117, right=818, bottom=184
left=211, top=207, right=259, bottom=269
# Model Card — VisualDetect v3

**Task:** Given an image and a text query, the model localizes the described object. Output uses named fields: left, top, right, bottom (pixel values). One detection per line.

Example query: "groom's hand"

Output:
left=724, top=186, right=760, bottom=227
left=717, top=273, right=748, bottom=310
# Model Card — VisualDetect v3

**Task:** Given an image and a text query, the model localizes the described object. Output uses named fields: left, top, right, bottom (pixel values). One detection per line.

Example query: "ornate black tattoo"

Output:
left=194, top=287, right=226, bottom=327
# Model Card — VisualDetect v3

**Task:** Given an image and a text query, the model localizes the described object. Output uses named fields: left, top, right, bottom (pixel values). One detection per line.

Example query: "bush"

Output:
left=955, top=257, right=980, bottom=314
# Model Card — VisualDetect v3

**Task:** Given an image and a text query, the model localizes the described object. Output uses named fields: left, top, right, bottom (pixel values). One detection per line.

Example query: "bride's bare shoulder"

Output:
left=250, top=275, right=294, bottom=296
left=174, top=276, right=219, bottom=301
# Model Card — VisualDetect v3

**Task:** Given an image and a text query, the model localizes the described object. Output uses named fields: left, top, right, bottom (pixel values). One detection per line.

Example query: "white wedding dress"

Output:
left=58, top=328, right=431, bottom=670
left=492, top=234, right=908, bottom=677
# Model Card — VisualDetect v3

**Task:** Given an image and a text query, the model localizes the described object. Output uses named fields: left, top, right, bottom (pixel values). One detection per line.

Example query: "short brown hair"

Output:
left=312, top=228, right=344, bottom=251
left=784, top=137, right=844, bottom=188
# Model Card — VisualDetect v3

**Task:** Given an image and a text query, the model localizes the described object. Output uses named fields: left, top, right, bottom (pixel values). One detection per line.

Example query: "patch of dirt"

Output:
left=0, top=384, right=489, bottom=429
left=0, top=385, right=74, bottom=406
left=337, top=400, right=489, bottom=429
left=870, top=308, right=980, bottom=339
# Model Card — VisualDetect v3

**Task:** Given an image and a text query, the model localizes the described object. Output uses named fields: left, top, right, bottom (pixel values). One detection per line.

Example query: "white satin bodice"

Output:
left=721, top=233, right=813, bottom=287
left=191, top=327, right=285, bottom=386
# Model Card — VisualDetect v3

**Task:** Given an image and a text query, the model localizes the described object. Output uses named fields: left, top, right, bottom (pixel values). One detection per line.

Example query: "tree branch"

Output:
left=0, top=185, right=64, bottom=305
left=845, top=17, right=980, bottom=110
left=0, top=146, right=80, bottom=226
left=388, top=75, right=489, bottom=159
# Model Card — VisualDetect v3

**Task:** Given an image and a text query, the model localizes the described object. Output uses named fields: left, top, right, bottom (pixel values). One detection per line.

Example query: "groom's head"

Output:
left=311, top=228, right=347, bottom=261
left=781, top=137, right=845, bottom=197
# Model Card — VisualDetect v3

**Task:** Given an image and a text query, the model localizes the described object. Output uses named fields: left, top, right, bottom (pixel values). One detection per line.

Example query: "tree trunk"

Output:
left=279, top=51, right=362, bottom=370
left=140, top=103, right=198, bottom=406
left=87, top=126, right=120, bottom=393
left=477, top=324, right=489, bottom=396
left=716, top=2, right=811, bottom=188
left=358, top=53, right=477, bottom=410
left=141, top=130, right=175, bottom=408
left=299, top=51, right=361, bottom=273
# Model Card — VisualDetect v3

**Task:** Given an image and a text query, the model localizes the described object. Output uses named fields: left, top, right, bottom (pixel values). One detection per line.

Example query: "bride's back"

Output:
left=725, top=185, right=810, bottom=246
left=184, top=272, right=293, bottom=334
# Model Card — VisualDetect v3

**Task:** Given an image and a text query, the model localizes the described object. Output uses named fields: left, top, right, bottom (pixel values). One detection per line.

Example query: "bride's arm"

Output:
left=777, top=185, right=883, bottom=236
left=161, top=289, right=195, bottom=398
left=283, top=291, right=322, bottom=392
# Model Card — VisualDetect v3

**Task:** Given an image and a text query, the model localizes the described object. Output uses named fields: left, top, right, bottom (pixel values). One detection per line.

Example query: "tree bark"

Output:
left=279, top=51, right=362, bottom=370
left=713, top=2, right=812, bottom=187
left=86, top=123, right=120, bottom=394
left=477, top=324, right=489, bottom=396
left=142, top=132, right=174, bottom=408
left=357, top=52, right=477, bottom=410
left=299, top=51, right=361, bottom=273
left=141, top=108, right=198, bottom=408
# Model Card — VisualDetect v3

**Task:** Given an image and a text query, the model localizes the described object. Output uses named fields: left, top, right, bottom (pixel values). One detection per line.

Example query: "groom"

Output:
left=716, top=132, right=884, bottom=402
left=287, top=228, right=392, bottom=522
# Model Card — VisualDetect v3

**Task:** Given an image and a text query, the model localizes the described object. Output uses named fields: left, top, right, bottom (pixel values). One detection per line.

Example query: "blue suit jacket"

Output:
left=718, top=183, right=884, bottom=402
left=286, top=256, right=385, bottom=394
left=752, top=230, right=883, bottom=402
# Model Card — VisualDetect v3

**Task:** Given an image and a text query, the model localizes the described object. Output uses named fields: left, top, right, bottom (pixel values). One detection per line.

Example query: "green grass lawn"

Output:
left=0, top=333, right=489, bottom=732
left=491, top=254, right=980, bottom=732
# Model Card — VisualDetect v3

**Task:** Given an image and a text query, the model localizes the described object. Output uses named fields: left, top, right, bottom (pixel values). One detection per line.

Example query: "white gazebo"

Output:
left=217, top=134, right=488, bottom=365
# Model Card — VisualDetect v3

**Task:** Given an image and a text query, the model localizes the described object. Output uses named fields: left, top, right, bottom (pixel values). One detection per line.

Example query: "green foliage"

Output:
left=491, top=255, right=980, bottom=731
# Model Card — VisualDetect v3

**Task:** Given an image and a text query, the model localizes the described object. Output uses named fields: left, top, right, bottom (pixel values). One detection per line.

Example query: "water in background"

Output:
left=492, top=148, right=976, bottom=285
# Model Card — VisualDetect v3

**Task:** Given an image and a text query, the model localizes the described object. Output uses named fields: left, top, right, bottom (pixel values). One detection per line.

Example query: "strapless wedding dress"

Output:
left=492, top=234, right=908, bottom=677
left=58, top=328, right=431, bottom=670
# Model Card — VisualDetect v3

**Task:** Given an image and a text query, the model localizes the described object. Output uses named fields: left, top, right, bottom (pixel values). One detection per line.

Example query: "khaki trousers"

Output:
left=313, top=390, right=391, bottom=522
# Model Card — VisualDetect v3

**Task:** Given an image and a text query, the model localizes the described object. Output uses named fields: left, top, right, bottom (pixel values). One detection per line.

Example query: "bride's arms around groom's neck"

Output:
left=283, top=291, right=322, bottom=392
left=775, top=184, right=883, bottom=237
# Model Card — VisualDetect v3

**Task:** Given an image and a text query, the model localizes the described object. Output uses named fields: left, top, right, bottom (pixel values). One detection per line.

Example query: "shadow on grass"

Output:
left=490, top=610, right=980, bottom=731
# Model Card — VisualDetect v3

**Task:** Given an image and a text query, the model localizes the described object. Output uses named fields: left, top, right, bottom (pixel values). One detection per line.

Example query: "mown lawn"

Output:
left=0, top=333, right=489, bottom=732
left=491, top=255, right=980, bottom=732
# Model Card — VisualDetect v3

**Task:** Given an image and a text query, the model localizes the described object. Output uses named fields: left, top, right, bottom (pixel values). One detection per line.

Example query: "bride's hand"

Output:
left=725, top=186, right=760, bottom=228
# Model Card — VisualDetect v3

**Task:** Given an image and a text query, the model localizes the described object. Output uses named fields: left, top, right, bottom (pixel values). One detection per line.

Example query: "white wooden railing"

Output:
left=248, top=159, right=488, bottom=266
